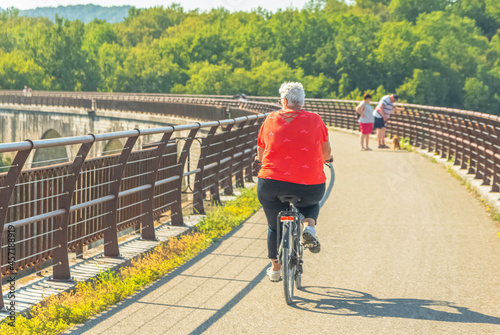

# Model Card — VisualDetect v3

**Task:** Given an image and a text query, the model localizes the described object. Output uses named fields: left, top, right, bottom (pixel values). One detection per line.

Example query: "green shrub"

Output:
left=399, top=137, right=412, bottom=151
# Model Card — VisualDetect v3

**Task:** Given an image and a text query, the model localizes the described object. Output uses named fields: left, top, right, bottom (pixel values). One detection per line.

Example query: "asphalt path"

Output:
left=71, top=131, right=500, bottom=335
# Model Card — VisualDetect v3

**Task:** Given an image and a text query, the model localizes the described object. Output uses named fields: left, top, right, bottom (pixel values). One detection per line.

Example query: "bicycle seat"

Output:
left=277, top=195, right=301, bottom=204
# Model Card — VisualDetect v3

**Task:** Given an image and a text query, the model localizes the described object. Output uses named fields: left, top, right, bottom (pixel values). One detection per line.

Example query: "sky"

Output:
left=1, top=0, right=312, bottom=11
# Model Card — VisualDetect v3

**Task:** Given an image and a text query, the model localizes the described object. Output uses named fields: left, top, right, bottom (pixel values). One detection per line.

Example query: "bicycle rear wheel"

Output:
left=282, top=246, right=294, bottom=305
left=281, top=222, right=295, bottom=305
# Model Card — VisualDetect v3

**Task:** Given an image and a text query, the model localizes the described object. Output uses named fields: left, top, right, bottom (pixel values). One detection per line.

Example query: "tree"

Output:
left=390, top=0, right=450, bottom=22
left=97, top=42, right=126, bottom=91
left=397, top=69, right=449, bottom=106
left=117, top=5, right=187, bottom=47
left=0, top=2, right=499, bottom=115
left=449, top=0, right=499, bottom=38
left=118, top=41, right=181, bottom=93
left=0, top=50, right=50, bottom=89
left=173, top=61, right=233, bottom=95
left=374, top=20, right=418, bottom=91
left=332, top=13, right=381, bottom=93
left=463, top=77, right=490, bottom=111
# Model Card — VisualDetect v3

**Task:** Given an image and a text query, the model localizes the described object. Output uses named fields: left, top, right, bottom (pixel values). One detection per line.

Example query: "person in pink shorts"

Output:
left=356, top=94, right=374, bottom=151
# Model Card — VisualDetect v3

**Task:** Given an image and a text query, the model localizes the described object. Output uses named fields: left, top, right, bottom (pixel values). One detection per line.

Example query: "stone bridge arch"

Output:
left=32, top=129, right=69, bottom=168
left=102, top=139, right=124, bottom=156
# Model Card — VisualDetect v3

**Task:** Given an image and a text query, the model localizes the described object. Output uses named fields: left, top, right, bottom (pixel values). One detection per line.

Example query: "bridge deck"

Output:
left=69, top=131, right=500, bottom=335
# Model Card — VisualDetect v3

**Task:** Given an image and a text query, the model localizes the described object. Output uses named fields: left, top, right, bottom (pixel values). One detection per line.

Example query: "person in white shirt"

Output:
left=373, top=94, right=402, bottom=148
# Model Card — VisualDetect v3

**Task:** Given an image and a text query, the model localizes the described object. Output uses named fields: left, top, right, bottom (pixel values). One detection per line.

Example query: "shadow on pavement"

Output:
left=69, top=220, right=263, bottom=334
left=293, top=286, right=500, bottom=325
left=372, top=150, right=411, bottom=154
left=188, top=266, right=267, bottom=335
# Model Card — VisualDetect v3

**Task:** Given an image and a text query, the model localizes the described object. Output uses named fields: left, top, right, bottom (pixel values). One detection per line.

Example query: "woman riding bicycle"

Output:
left=256, top=82, right=333, bottom=282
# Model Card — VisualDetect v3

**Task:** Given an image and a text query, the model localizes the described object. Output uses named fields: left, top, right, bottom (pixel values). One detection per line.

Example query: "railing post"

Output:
left=0, top=143, right=33, bottom=311
left=103, top=131, right=140, bottom=257
left=467, top=118, right=478, bottom=175
left=492, top=153, right=500, bottom=192
left=245, top=118, right=260, bottom=182
left=488, top=117, right=500, bottom=191
left=140, top=128, right=174, bottom=240
left=232, top=119, right=250, bottom=190
left=193, top=124, right=220, bottom=215
left=171, top=127, right=200, bottom=226
left=217, top=123, right=235, bottom=197
left=51, top=138, right=95, bottom=281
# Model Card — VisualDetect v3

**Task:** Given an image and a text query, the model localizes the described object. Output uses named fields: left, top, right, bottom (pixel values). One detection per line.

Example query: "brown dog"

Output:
left=392, top=135, right=401, bottom=150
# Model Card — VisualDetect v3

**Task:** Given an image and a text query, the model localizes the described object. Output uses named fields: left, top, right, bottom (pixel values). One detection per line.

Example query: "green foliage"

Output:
left=398, top=69, right=449, bottom=106
left=399, top=137, right=412, bottom=151
left=197, top=187, right=262, bottom=238
left=1, top=2, right=500, bottom=114
left=463, top=77, right=491, bottom=111
left=0, top=50, right=50, bottom=89
left=0, top=187, right=260, bottom=335
left=389, top=0, right=449, bottom=22
left=449, top=0, right=500, bottom=38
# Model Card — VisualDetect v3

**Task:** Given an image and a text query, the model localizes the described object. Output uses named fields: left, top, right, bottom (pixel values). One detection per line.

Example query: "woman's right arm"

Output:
left=322, top=141, right=332, bottom=162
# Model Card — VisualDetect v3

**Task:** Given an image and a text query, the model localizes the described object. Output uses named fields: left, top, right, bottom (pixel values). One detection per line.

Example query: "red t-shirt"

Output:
left=257, top=110, right=329, bottom=185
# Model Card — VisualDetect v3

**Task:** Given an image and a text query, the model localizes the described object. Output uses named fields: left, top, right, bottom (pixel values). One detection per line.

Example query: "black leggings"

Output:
left=257, top=178, right=325, bottom=259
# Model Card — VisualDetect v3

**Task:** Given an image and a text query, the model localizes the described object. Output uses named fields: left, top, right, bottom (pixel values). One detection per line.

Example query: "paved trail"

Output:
left=71, top=131, right=500, bottom=335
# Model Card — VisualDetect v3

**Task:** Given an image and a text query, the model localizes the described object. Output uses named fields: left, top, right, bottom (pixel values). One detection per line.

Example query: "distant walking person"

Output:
left=356, top=94, right=374, bottom=151
left=373, top=94, right=401, bottom=148
left=238, top=94, right=247, bottom=108
left=22, top=85, right=28, bottom=97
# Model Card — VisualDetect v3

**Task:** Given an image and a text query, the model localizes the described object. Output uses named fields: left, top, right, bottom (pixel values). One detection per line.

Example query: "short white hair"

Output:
left=279, top=82, right=305, bottom=109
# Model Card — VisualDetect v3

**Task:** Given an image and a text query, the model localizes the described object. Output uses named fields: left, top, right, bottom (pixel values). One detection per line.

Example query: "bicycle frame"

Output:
left=277, top=207, right=301, bottom=263
left=274, top=163, right=335, bottom=305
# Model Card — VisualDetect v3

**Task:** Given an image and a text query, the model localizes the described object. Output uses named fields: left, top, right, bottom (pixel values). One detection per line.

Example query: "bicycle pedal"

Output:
left=303, top=242, right=317, bottom=249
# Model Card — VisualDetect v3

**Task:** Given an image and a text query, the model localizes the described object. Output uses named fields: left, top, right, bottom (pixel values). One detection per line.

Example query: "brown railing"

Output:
left=2, top=90, right=498, bottom=192
left=0, top=94, right=92, bottom=109
left=1, top=91, right=499, bottom=311
left=0, top=112, right=269, bottom=310
left=0, top=91, right=276, bottom=121
left=309, top=99, right=500, bottom=194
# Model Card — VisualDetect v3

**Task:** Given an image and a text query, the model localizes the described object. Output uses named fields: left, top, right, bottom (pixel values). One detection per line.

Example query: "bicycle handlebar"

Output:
left=319, top=163, right=335, bottom=209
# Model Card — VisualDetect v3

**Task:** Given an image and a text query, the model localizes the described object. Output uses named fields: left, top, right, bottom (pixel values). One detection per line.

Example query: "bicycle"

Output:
left=276, top=162, right=335, bottom=305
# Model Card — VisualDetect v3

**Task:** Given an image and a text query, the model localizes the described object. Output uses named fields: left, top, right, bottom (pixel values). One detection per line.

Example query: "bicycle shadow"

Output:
left=293, top=286, right=500, bottom=325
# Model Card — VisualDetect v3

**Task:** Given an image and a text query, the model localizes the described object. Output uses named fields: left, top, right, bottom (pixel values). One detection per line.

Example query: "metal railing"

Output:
left=1, top=89, right=498, bottom=192
left=299, top=98, right=500, bottom=194
left=179, top=94, right=500, bottom=195
left=1, top=91, right=499, bottom=311
left=0, top=111, right=271, bottom=310
left=0, top=91, right=276, bottom=121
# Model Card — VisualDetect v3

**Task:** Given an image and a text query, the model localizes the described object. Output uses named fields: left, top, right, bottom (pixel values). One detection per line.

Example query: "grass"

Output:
left=0, top=187, right=261, bottom=334
left=398, top=137, right=412, bottom=151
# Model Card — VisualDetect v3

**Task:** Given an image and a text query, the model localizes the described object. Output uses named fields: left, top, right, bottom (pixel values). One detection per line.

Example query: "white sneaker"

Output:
left=267, top=267, right=281, bottom=282
left=303, top=227, right=321, bottom=253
